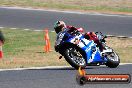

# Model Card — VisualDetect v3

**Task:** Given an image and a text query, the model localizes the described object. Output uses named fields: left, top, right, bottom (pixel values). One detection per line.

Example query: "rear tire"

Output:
left=63, top=46, right=86, bottom=70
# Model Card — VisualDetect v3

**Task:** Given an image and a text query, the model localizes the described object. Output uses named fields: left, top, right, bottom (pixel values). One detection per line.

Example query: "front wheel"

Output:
left=105, top=50, right=120, bottom=68
left=63, top=46, right=86, bottom=70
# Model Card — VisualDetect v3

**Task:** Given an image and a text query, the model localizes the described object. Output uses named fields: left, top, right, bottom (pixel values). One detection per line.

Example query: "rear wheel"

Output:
left=63, top=46, right=86, bottom=70
left=105, top=50, right=120, bottom=68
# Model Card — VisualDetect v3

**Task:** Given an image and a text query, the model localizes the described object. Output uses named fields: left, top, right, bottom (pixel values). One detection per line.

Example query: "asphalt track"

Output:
left=0, top=7, right=132, bottom=37
left=0, top=64, right=132, bottom=88
left=0, top=7, right=132, bottom=88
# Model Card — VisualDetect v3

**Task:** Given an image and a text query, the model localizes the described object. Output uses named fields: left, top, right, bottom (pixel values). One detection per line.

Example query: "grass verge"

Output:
left=0, top=28, right=69, bottom=69
left=0, top=28, right=132, bottom=69
left=0, top=0, right=132, bottom=14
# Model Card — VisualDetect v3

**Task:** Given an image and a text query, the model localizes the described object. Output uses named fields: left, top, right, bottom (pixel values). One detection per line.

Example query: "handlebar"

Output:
left=95, top=32, right=107, bottom=43
left=95, top=32, right=107, bottom=38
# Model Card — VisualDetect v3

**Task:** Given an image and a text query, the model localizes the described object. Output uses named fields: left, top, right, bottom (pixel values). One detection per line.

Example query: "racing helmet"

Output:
left=54, top=21, right=66, bottom=34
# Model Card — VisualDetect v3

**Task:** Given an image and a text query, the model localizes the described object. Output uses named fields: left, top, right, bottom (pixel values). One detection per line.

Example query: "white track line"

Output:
left=1, top=27, right=132, bottom=38
left=119, top=63, right=132, bottom=65
left=0, top=63, right=131, bottom=72
left=24, top=29, right=30, bottom=31
left=51, top=31, right=55, bottom=32
left=34, top=30, right=43, bottom=32
left=1, top=6, right=132, bottom=18
left=0, top=66, right=72, bottom=71
left=0, top=27, right=4, bottom=29
left=10, top=28, right=17, bottom=29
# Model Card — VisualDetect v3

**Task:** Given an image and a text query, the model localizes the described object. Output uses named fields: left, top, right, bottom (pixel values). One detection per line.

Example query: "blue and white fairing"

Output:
left=69, top=34, right=107, bottom=64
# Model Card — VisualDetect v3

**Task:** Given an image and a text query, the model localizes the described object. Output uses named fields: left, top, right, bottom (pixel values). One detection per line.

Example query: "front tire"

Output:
left=63, top=46, right=86, bottom=70
left=105, top=50, right=120, bottom=68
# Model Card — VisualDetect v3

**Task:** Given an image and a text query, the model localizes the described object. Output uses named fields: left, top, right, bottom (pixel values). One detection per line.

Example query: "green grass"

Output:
left=0, top=28, right=132, bottom=69
left=0, top=0, right=132, bottom=13
left=0, top=28, right=68, bottom=69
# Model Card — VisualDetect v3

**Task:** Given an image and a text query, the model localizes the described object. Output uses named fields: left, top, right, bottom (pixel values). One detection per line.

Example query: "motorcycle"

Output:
left=54, top=29, right=120, bottom=69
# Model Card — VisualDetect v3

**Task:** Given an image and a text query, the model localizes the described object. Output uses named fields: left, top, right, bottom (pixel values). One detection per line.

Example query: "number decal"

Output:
left=56, top=32, right=65, bottom=45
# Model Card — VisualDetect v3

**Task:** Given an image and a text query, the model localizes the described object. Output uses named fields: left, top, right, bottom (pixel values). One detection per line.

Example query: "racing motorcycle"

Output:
left=54, top=30, right=120, bottom=69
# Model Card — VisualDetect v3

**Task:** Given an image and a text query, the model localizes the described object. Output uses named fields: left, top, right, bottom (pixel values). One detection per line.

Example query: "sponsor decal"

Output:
left=76, top=67, right=131, bottom=85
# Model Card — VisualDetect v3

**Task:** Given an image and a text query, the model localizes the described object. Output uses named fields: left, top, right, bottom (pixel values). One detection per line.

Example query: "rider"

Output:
left=54, top=21, right=84, bottom=34
left=54, top=21, right=104, bottom=52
